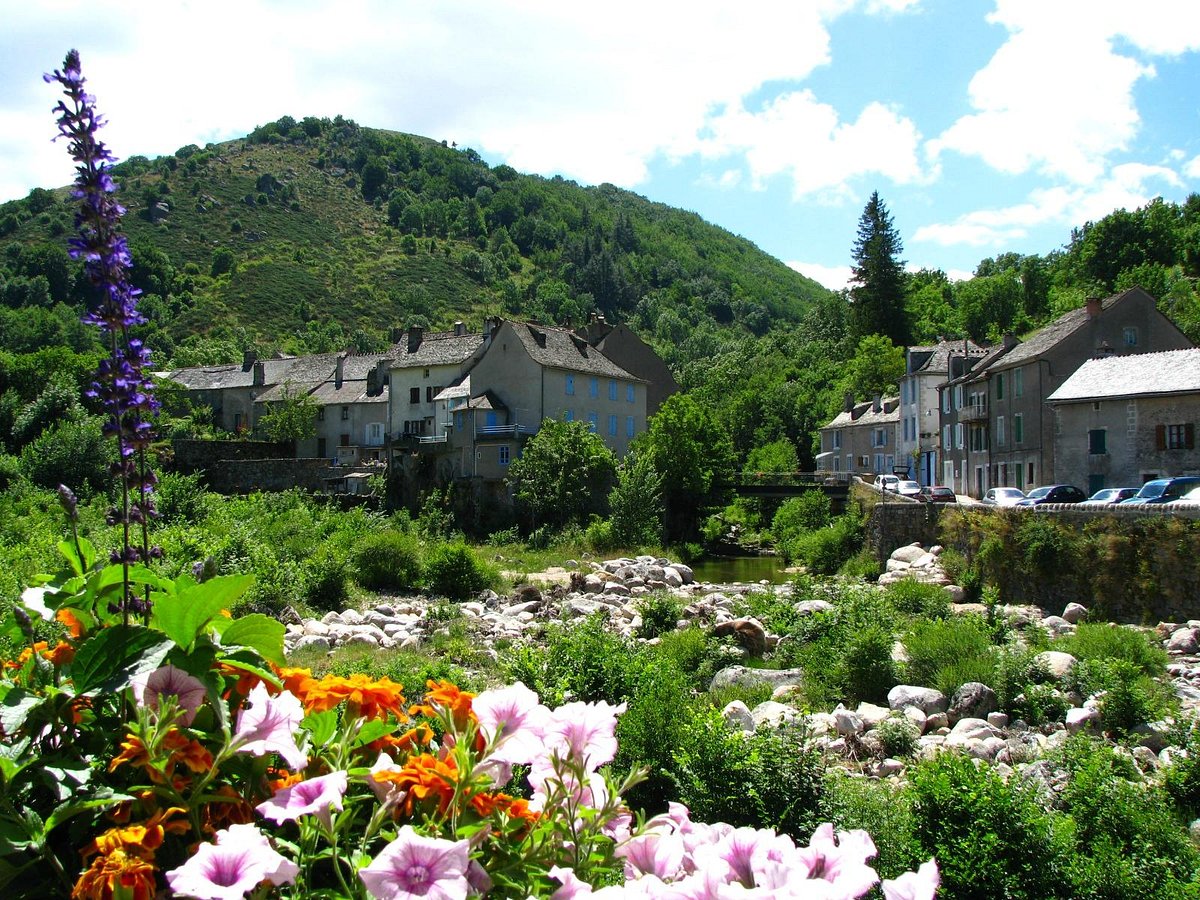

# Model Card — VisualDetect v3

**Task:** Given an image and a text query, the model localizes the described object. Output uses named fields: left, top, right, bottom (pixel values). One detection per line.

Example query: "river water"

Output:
left=689, top=554, right=791, bottom=585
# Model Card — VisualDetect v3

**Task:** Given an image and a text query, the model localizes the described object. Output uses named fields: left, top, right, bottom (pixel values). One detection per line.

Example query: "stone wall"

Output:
left=173, top=439, right=290, bottom=474
left=867, top=501, right=944, bottom=561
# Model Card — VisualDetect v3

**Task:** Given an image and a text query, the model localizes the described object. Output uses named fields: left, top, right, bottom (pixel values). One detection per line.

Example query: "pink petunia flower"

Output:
left=472, top=681, right=551, bottom=766
left=550, top=865, right=595, bottom=900
left=882, top=859, right=940, bottom=900
left=232, top=682, right=307, bottom=770
left=256, top=770, right=348, bottom=830
left=165, top=823, right=297, bottom=899
left=368, top=751, right=404, bottom=805
left=795, top=823, right=880, bottom=899
left=617, top=829, right=687, bottom=882
left=131, top=664, right=207, bottom=726
left=359, top=825, right=471, bottom=900
left=540, top=699, right=627, bottom=771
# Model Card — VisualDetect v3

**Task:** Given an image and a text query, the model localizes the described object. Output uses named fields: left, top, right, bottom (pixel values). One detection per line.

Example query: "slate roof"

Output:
left=386, top=331, right=485, bottom=368
left=945, top=341, right=1014, bottom=387
left=822, top=397, right=900, bottom=430
left=465, top=390, right=506, bottom=412
left=988, top=290, right=1147, bottom=371
left=1047, top=349, right=1200, bottom=402
left=307, top=380, right=388, bottom=405
left=907, top=339, right=987, bottom=376
left=166, top=357, right=295, bottom=391
left=509, top=322, right=641, bottom=380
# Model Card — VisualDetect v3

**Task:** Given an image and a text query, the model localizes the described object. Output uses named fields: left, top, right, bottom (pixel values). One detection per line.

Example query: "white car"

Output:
left=895, top=480, right=923, bottom=498
left=982, top=487, right=1026, bottom=507
left=874, top=474, right=901, bottom=492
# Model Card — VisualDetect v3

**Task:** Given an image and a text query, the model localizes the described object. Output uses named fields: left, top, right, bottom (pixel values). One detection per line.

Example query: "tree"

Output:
left=636, top=394, right=735, bottom=542
left=260, top=384, right=318, bottom=449
left=841, top=335, right=905, bottom=402
left=850, top=191, right=909, bottom=345
left=507, top=419, right=617, bottom=531
left=607, top=451, right=664, bottom=547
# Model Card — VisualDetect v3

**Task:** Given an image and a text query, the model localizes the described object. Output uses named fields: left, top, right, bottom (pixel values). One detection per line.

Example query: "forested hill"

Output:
left=0, top=114, right=832, bottom=366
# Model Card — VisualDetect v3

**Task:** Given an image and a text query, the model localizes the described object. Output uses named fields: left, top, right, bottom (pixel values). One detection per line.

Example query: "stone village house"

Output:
left=818, top=395, right=901, bottom=478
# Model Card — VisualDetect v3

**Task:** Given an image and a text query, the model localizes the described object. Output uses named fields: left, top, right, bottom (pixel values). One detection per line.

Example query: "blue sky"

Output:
left=3, top=0, right=1199, bottom=289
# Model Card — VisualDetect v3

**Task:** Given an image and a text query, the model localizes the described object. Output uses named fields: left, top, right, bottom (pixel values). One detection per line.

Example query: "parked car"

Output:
left=1121, top=476, right=1200, bottom=505
left=981, top=487, right=1026, bottom=507
left=1079, top=487, right=1139, bottom=505
left=895, top=480, right=923, bottom=498
left=1015, top=484, right=1087, bottom=506
left=873, top=474, right=901, bottom=492
left=1172, top=486, right=1200, bottom=504
left=918, top=485, right=957, bottom=504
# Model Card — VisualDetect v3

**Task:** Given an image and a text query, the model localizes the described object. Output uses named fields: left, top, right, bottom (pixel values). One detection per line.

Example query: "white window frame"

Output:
left=954, top=423, right=964, bottom=449
left=996, top=415, right=1006, bottom=447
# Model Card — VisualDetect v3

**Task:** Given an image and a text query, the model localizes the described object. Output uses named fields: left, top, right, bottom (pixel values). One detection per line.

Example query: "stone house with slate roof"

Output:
left=819, top=395, right=901, bottom=478
left=897, top=339, right=986, bottom=485
left=385, top=322, right=492, bottom=445
left=166, top=352, right=297, bottom=434
left=1048, top=348, right=1200, bottom=491
left=937, top=288, right=1193, bottom=498
left=574, top=315, right=679, bottom=416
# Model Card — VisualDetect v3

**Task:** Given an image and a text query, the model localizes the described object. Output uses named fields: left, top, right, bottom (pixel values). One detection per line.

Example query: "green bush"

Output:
left=653, top=627, right=728, bottom=693
left=635, top=593, right=684, bottom=640
left=875, top=715, right=920, bottom=758
left=20, top=418, right=112, bottom=495
left=304, top=546, right=349, bottom=613
left=938, top=547, right=968, bottom=584
left=1164, top=723, right=1200, bottom=818
left=884, top=578, right=950, bottom=619
left=584, top=516, right=616, bottom=552
left=1097, top=660, right=1162, bottom=735
left=154, top=471, right=208, bottom=524
left=351, top=529, right=423, bottom=592
left=672, top=712, right=823, bottom=839
left=1054, top=622, right=1167, bottom=678
left=837, top=548, right=881, bottom=580
left=615, top=657, right=698, bottom=814
left=909, top=753, right=1071, bottom=899
left=783, top=512, right=864, bottom=575
left=841, top=623, right=899, bottom=704
left=1009, top=682, right=1071, bottom=727
left=771, top=491, right=832, bottom=539
left=820, top=773, right=922, bottom=882
left=0, top=454, right=21, bottom=492
left=903, top=615, right=998, bottom=697
left=423, top=542, right=492, bottom=601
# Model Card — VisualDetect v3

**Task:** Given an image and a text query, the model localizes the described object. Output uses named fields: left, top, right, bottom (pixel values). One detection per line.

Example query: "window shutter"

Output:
left=1156, top=424, right=1167, bottom=450
left=1187, top=423, right=1196, bottom=450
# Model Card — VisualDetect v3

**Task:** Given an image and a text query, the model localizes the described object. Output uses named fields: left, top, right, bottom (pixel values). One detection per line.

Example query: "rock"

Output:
left=1133, top=721, right=1173, bottom=753
left=1035, top=651, right=1078, bottom=680
left=856, top=702, right=892, bottom=730
left=722, top=700, right=756, bottom=733
left=1131, top=746, right=1159, bottom=771
left=293, top=635, right=332, bottom=653
left=903, top=706, right=928, bottom=733
left=1061, top=602, right=1088, bottom=624
left=751, top=701, right=800, bottom=731
left=672, top=564, right=695, bottom=584
left=945, top=717, right=1002, bottom=747
left=711, top=618, right=767, bottom=657
left=1167, top=627, right=1199, bottom=654
left=1191, top=819, right=1200, bottom=844
left=709, top=666, right=804, bottom=694
left=511, top=584, right=543, bottom=605
left=949, top=682, right=998, bottom=723
left=1065, top=707, right=1100, bottom=734
left=891, top=544, right=928, bottom=564
left=888, top=685, right=948, bottom=715
left=987, top=712, right=1010, bottom=729
left=794, top=599, right=834, bottom=616
left=602, top=582, right=631, bottom=597
left=832, top=706, right=864, bottom=736
left=924, top=712, right=949, bottom=731
left=338, top=609, right=365, bottom=626
left=877, top=758, right=905, bottom=777
left=1040, top=615, right=1075, bottom=637
left=943, top=584, right=966, bottom=604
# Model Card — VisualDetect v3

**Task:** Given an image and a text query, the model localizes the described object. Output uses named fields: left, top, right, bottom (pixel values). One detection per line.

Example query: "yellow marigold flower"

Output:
left=72, top=848, right=157, bottom=900
left=57, top=607, right=85, bottom=638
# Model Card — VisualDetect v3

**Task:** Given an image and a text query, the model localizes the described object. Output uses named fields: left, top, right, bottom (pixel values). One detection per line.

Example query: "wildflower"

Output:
left=72, top=848, right=157, bottom=900
left=256, top=770, right=348, bottom=830
left=300, top=672, right=408, bottom=720
left=540, top=699, right=626, bottom=771
left=550, top=866, right=595, bottom=900
left=412, top=679, right=476, bottom=730
left=232, top=682, right=306, bottom=770
left=471, top=681, right=551, bottom=765
left=795, top=823, right=879, bottom=898
left=165, top=824, right=298, bottom=899
left=358, top=825, right=471, bottom=900
left=616, top=829, right=686, bottom=882
left=131, top=664, right=207, bottom=726
left=882, top=859, right=939, bottom=900
left=372, top=752, right=460, bottom=818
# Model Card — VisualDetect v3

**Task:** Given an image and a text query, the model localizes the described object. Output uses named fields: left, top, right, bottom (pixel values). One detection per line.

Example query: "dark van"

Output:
left=1120, top=476, right=1200, bottom=505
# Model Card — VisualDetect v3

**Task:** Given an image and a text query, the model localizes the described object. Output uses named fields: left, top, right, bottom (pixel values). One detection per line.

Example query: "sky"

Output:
left=3, top=0, right=1200, bottom=290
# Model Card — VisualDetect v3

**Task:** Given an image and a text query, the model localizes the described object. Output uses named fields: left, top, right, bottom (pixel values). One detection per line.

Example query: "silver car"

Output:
left=981, top=487, right=1026, bottom=507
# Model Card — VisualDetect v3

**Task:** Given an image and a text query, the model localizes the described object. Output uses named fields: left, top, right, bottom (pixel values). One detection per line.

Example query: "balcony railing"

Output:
left=417, top=433, right=448, bottom=444
left=475, top=424, right=535, bottom=439
left=959, top=404, right=988, bottom=423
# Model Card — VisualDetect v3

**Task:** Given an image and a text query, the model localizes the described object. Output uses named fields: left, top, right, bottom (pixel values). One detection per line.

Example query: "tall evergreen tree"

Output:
left=850, top=191, right=909, bottom=346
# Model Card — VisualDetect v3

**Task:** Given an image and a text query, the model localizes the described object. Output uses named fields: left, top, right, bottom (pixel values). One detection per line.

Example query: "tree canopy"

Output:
left=850, top=191, right=908, bottom=346
left=506, top=419, right=617, bottom=531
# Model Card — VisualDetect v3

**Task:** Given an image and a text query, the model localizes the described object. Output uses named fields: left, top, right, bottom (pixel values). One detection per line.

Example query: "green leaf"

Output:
left=220, top=614, right=285, bottom=666
left=153, top=575, right=253, bottom=651
left=56, top=537, right=96, bottom=576
left=303, top=709, right=339, bottom=747
left=44, top=791, right=132, bottom=835
left=352, top=719, right=396, bottom=749
left=70, top=625, right=174, bottom=695
left=0, top=689, right=43, bottom=737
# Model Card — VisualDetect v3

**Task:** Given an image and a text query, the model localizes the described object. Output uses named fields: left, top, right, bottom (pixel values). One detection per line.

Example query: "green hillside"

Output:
left=0, top=115, right=831, bottom=364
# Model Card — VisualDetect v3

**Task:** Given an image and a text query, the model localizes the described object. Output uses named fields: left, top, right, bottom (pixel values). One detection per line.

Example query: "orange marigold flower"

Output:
left=411, top=680, right=476, bottom=730
left=57, top=607, right=85, bottom=638
left=267, top=769, right=306, bottom=793
left=202, top=785, right=257, bottom=834
left=10, top=641, right=50, bottom=668
left=109, top=733, right=150, bottom=773
left=43, top=640, right=76, bottom=666
left=216, top=661, right=271, bottom=698
left=298, top=672, right=408, bottom=721
left=82, top=806, right=187, bottom=861
left=162, top=730, right=214, bottom=775
left=373, top=752, right=459, bottom=817
left=504, top=796, right=539, bottom=825
left=365, top=723, right=435, bottom=756
left=274, top=665, right=316, bottom=698
left=72, top=848, right=156, bottom=900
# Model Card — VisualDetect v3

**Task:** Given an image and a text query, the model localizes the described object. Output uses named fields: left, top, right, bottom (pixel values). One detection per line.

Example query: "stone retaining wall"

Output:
left=173, top=439, right=290, bottom=473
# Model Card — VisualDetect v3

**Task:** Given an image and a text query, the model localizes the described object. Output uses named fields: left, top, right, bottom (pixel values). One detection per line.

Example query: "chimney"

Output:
left=1085, top=296, right=1102, bottom=319
left=407, top=325, right=423, bottom=352
left=389, top=326, right=405, bottom=344
left=843, top=390, right=854, bottom=413
left=243, top=350, right=257, bottom=370
left=335, top=352, right=346, bottom=389
left=872, top=394, right=882, bottom=413
left=1002, top=331, right=1019, bottom=350
left=1096, top=340, right=1115, bottom=358
left=252, top=360, right=265, bottom=387
left=367, top=367, right=378, bottom=393
left=454, top=321, right=466, bottom=337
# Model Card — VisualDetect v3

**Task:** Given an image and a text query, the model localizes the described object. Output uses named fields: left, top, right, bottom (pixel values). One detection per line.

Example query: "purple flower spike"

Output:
left=47, top=50, right=161, bottom=616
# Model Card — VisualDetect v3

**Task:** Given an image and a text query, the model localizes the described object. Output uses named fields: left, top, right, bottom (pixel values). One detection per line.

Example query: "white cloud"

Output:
left=865, top=0, right=922, bottom=13
left=696, top=91, right=925, bottom=200
left=929, top=0, right=1200, bottom=183
left=1185, top=156, right=1200, bottom=179
left=789, top=260, right=853, bottom=291
left=913, top=161, right=1182, bottom=248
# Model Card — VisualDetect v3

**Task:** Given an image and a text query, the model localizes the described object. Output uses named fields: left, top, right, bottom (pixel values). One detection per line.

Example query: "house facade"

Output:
left=1048, top=349, right=1200, bottom=491
left=385, top=322, right=491, bottom=443
left=819, top=395, right=901, bottom=478
left=166, top=352, right=298, bottom=434
left=897, top=339, right=986, bottom=485
left=574, top=315, right=679, bottom=416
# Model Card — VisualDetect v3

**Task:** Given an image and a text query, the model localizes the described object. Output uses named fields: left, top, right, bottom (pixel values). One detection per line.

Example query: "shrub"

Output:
left=635, top=593, right=684, bottom=640
left=783, top=512, right=863, bottom=574
left=20, top=418, right=112, bottom=495
left=938, top=547, right=968, bottom=584
left=584, top=516, right=616, bottom=552
left=1009, top=682, right=1071, bottom=727
left=902, top=615, right=998, bottom=697
left=672, top=712, right=823, bottom=839
left=304, top=546, right=349, bottom=613
left=838, top=549, right=881, bottom=580
left=875, top=715, right=920, bottom=758
left=1054, top=622, right=1167, bottom=678
left=884, top=578, right=951, bottom=619
left=908, top=753, right=1071, bottom=899
left=1097, top=660, right=1162, bottom=735
left=154, top=471, right=208, bottom=524
left=423, top=542, right=492, bottom=601
left=820, top=773, right=922, bottom=882
left=771, top=491, right=832, bottom=539
left=654, top=627, right=730, bottom=693
left=840, top=623, right=899, bottom=704
left=1164, top=723, right=1200, bottom=818
left=615, top=657, right=698, bottom=814
left=0, top=454, right=21, bottom=492
left=351, top=529, right=422, bottom=592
